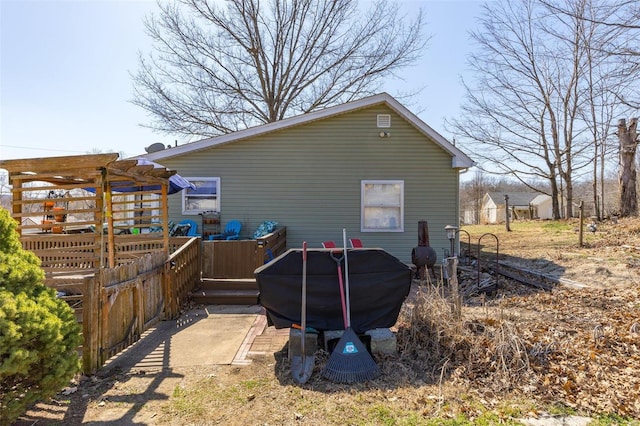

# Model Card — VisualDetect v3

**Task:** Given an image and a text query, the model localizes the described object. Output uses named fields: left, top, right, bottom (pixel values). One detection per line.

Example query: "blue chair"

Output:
left=178, top=219, right=201, bottom=237
left=209, top=220, right=242, bottom=240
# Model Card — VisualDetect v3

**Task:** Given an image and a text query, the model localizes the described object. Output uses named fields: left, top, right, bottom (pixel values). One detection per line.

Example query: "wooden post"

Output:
left=105, top=185, right=116, bottom=268
left=163, top=261, right=174, bottom=320
left=504, top=194, right=511, bottom=231
left=162, top=183, right=169, bottom=256
left=579, top=201, right=584, bottom=247
left=83, top=274, right=100, bottom=373
left=445, top=257, right=461, bottom=320
left=95, top=173, right=105, bottom=268
left=134, top=278, right=143, bottom=340
left=99, top=270, right=109, bottom=365
left=11, top=176, right=23, bottom=236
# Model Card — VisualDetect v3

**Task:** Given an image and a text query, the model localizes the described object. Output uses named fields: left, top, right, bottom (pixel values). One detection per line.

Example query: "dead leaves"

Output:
left=397, top=268, right=640, bottom=418
left=491, top=286, right=640, bottom=416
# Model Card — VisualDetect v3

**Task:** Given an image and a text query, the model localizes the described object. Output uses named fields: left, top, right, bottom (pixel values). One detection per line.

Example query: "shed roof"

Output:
left=485, top=192, right=544, bottom=207
left=139, top=93, right=475, bottom=169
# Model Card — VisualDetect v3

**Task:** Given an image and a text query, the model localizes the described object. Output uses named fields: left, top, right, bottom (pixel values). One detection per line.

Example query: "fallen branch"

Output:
left=499, top=261, right=589, bottom=289
left=484, top=262, right=553, bottom=291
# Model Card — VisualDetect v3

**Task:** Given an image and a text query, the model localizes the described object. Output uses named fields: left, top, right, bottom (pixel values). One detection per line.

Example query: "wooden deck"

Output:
left=192, top=227, right=287, bottom=305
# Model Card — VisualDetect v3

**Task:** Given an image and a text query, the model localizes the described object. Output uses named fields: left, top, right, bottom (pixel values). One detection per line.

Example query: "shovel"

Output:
left=291, top=241, right=314, bottom=384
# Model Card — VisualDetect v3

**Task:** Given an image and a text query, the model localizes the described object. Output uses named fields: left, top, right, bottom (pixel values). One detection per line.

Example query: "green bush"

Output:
left=0, top=207, right=82, bottom=424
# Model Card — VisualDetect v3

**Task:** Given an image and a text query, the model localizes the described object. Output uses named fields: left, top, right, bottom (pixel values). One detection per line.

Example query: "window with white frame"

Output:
left=361, top=180, right=404, bottom=232
left=182, top=177, right=220, bottom=215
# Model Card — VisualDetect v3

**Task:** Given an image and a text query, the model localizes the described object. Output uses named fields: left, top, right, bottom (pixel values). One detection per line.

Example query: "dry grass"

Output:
left=396, top=285, right=532, bottom=393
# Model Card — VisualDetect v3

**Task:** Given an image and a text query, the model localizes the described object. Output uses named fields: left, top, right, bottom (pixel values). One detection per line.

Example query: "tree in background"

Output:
left=569, top=0, right=640, bottom=110
left=617, top=117, right=639, bottom=216
left=543, top=0, right=638, bottom=219
left=132, top=0, right=427, bottom=138
left=450, top=0, right=637, bottom=219
left=0, top=208, right=81, bottom=424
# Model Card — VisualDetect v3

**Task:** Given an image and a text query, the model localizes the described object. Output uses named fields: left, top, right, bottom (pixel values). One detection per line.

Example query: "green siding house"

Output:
left=140, top=93, right=474, bottom=263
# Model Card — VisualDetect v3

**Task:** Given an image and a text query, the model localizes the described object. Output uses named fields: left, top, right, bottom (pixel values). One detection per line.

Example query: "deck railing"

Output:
left=164, top=236, right=201, bottom=319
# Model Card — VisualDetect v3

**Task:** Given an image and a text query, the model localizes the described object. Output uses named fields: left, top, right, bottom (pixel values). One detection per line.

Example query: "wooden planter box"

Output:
left=202, top=227, right=287, bottom=279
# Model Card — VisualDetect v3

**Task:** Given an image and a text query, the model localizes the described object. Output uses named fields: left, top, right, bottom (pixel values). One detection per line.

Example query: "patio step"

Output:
left=190, top=278, right=259, bottom=305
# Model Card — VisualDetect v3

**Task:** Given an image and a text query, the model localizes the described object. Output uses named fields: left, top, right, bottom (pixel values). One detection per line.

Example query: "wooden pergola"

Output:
left=1, top=153, right=204, bottom=372
left=0, top=153, right=174, bottom=268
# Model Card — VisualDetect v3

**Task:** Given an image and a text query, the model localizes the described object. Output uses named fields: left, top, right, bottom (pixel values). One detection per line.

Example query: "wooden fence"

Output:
left=202, top=227, right=287, bottom=279
left=23, top=235, right=201, bottom=373
left=85, top=251, right=167, bottom=370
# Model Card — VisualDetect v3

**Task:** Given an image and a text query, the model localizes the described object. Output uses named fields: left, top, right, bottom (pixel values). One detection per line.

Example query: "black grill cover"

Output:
left=254, top=248, right=412, bottom=333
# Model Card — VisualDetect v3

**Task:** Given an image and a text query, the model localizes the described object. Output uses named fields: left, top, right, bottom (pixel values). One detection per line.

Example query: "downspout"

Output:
left=457, top=167, right=470, bottom=226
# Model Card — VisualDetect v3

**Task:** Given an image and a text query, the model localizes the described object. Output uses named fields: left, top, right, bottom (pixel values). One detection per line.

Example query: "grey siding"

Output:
left=161, top=105, right=459, bottom=263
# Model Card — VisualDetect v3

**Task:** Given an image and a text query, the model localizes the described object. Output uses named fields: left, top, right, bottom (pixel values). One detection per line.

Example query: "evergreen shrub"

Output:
left=0, top=207, right=82, bottom=424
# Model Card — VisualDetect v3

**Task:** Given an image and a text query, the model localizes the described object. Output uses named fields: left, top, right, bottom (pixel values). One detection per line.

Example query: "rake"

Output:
left=322, top=229, right=380, bottom=383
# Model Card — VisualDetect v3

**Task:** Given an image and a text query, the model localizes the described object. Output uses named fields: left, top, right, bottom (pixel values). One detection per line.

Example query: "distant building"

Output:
left=21, top=217, right=38, bottom=227
left=481, top=192, right=553, bottom=224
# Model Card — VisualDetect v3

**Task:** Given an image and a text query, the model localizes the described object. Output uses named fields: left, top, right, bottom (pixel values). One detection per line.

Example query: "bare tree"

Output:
left=618, top=117, right=639, bottom=216
left=132, top=0, right=427, bottom=138
left=543, top=0, right=638, bottom=219
left=543, top=0, right=640, bottom=107
left=575, top=1, right=627, bottom=220
left=449, top=0, right=637, bottom=219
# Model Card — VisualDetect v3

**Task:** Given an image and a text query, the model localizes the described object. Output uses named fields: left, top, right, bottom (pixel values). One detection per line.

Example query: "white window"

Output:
left=182, top=177, right=220, bottom=215
left=361, top=180, right=404, bottom=232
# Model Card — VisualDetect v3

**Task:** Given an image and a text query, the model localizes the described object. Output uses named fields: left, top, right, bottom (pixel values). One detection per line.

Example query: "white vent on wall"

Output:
left=377, top=114, right=391, bottom=128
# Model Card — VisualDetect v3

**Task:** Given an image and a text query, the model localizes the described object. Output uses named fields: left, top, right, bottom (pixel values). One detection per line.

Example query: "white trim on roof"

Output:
left=140, top=93, right=475, bottom=169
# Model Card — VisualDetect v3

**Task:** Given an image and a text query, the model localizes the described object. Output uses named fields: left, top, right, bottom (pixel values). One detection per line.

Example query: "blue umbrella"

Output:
left=133, top=158, right=195, bottom=194
left=88, top=158, right=195, bottom=194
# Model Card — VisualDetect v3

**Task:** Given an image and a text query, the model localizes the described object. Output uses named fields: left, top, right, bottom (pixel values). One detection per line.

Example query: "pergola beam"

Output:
left=0, top=153, right=173, bottom=266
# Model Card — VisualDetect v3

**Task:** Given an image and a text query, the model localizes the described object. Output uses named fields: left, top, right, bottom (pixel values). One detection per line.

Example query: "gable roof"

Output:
left=485, top=192, right=549, bottom=207
left=139, top=93, right=474, bottom=169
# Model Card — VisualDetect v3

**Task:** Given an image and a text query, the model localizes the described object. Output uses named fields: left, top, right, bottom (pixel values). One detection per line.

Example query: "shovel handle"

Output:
left=301, top=242, right=307, bottom=358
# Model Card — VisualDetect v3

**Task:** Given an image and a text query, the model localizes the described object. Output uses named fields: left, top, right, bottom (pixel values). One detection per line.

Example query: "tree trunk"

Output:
left=550, top=174, right=561, bottom=220
left=565, top=177, right=574, bottom=218
left=593, top=152, right=599, bottom=220
left=618, top=118, right=639, bottom=217
left=600, top=143, right=606, bottom=218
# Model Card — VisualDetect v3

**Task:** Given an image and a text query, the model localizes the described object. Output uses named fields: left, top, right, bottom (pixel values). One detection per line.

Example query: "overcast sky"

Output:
left=0, top=0, right=484, bottom=161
